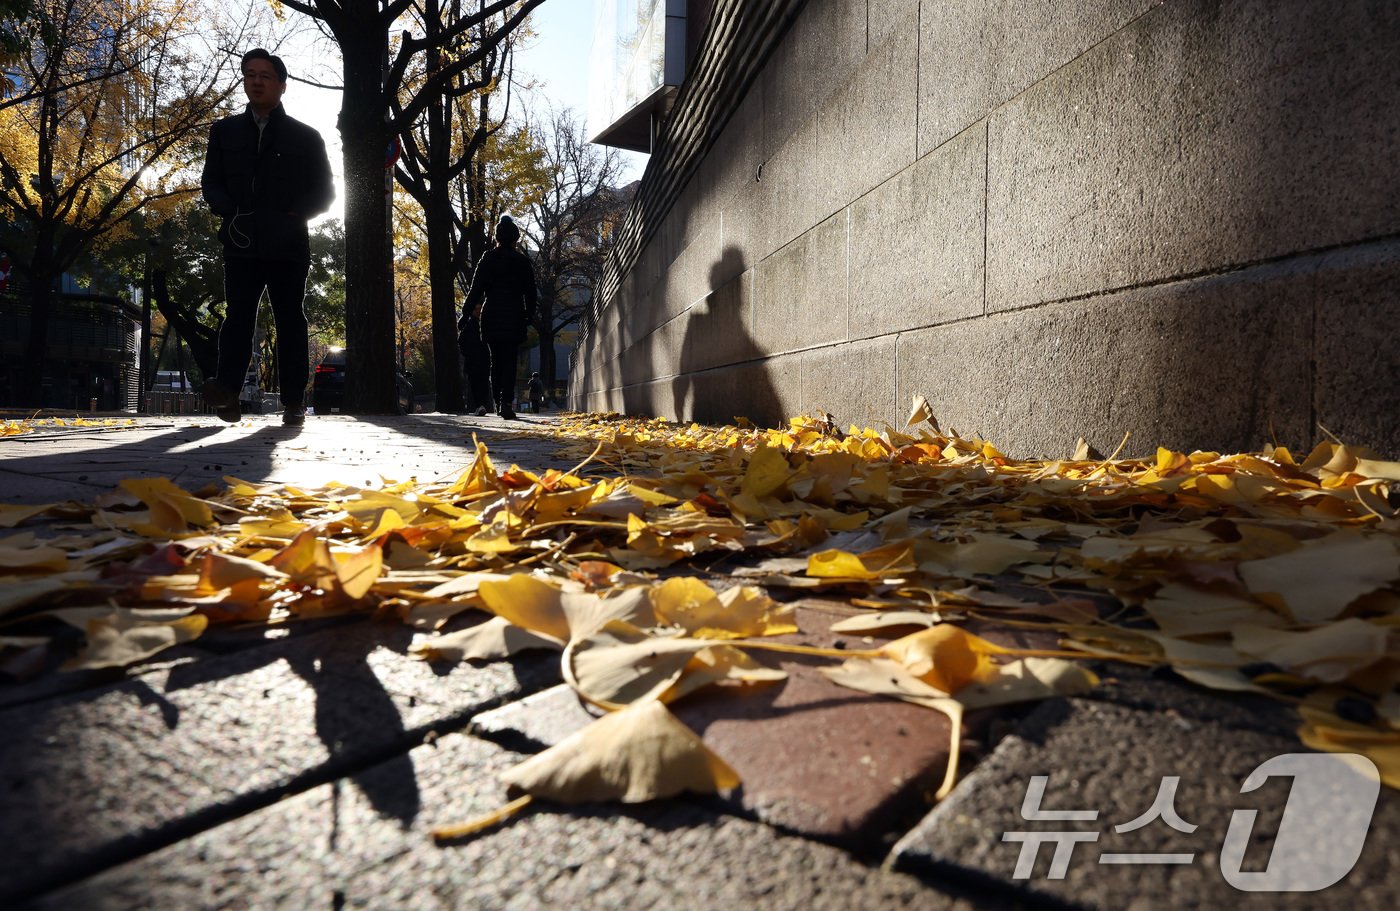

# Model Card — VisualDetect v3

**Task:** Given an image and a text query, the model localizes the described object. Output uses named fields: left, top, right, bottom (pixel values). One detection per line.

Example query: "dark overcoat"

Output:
left=201, top=104, right=334, bottom=262
left=463, top=246, right=538, bottom=344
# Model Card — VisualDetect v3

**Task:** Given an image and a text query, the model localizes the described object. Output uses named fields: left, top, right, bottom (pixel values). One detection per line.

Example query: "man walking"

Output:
left=201, top=48, right=334, bottom=426
left=463, top=215, right=537, bottom=420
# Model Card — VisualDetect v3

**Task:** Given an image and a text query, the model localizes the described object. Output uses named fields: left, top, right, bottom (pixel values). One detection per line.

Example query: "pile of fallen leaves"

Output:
left=2, top=406, right=1398, bottom=834
left=1, top=416, right=137, bottom=436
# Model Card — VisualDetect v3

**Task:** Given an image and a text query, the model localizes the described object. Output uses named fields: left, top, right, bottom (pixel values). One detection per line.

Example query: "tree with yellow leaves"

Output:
left=0, top=0, right=256, bottom=406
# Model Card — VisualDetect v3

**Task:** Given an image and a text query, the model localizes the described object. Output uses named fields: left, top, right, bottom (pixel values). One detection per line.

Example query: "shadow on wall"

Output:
left=672, top=245, right=781, bottom=427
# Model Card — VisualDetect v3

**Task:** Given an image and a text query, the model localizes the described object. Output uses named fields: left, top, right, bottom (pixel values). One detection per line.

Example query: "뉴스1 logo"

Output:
left=1002, top=752, right=1380, bottom=892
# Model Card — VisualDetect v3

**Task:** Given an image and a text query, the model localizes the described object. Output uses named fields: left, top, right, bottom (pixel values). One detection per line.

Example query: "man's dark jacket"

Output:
left=462, top=246, right=538, bottom=344
left=201, top=104, right=334, bottom=262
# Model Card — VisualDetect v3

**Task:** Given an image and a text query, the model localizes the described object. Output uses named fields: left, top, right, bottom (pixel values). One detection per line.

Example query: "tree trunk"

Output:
left=426, top=192, right=465, bottom=413
left=339, top=31, right=399, bottom=415
left=424, top=4, right=465, bottom=414
left=18, top=249, right=56, bottom=407
left=150, top=271, right=218, bottom=380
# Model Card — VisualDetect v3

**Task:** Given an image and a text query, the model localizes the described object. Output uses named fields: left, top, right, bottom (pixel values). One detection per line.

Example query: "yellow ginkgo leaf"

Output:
left=477, top=574, right=653, bottom=644
left=500, top=698, right=740, bottom=803
left=333, top=543, right=384, bottom=600
left=880, top=624, right=1006, bottom=694
left=61, top=610, right=208, bottom=671
left=411, top=616, right=563, bottom=662
left=119, top=477, right=215, bottom=531
left=822, top=656, right=964, bottom=798
left=807, top=541, right=916, bottom=581
left=649, top=577, right=796, bottom=639
left=660, top=645, right=788, bottom=704
left=625, top=483, right=678, bottom=508
left=359, top=507, right=407, bottom=539
left=444, top=440, right=502, bottom=497
left=1353, top=457, right=1400, bottom=482
left=1139, top=632, right=1269, bottom=695
left=237, top=509, right=307, bottom=540
left=906, top=394, right=933, bottom=428
left=0, top=543, right=68, bottom=572
left=916, top=533, right=1048, bottom=577
left=0, top=504, right=53, bottom=529
left=564, top=620, right=713, bottom=709
left=828, top=610, right=943, bottom=635
left=741, top=444, right=791, bottom=499
left=1232, top=619, right=1390, bottom=684
left=196, top=551, right=285, bottom=602
left=1297, top=705, right=1400, bottom=789
left=952, top=657, right=1099, bottom=708
left=1142, top=584, right=1286, bottom=638
left=464, top=522, right=521, bottom=555
left=1238, top=531, right=1400, bottom=622
left=533, top=484, right=599, bottom=522
left=476, top=574, right=573, bottom=641
left=268, top=529, right=340, bottom=591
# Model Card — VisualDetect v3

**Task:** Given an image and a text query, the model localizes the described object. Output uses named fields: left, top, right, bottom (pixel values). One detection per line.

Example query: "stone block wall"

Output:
left=571, top=0, right=1400, bottom=457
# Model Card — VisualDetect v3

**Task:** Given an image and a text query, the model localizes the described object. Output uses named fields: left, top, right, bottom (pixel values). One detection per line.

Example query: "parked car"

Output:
left=312, top=348, right=413, bottom=415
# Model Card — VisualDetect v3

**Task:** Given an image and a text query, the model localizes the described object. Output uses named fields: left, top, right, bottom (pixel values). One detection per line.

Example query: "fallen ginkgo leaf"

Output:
left=61, top=609, right=208, bottom=671
left=412, top=616, right=562, bottom=662
left=432, top=699, right=740, bottom=841
left=501, top=698, right=739, bottom=803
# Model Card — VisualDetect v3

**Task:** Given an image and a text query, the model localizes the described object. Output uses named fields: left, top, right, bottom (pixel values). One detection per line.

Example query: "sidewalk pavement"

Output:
left=0, top=413, right=1394, bottom=910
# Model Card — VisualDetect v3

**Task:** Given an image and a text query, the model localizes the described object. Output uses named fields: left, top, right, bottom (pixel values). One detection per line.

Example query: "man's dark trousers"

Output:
left=216, top=257, right=311, bottom=410
left=459, top=315, right=493, bottom=412
left=487, top=340, right=518, bottom=413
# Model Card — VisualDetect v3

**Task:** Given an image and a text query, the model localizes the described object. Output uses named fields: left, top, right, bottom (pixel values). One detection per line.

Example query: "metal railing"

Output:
left=142, top=391, right=212, bottom=415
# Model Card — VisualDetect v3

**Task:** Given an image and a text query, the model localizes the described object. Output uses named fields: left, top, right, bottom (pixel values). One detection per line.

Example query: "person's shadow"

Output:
left=673, top=245, right=780, bottom=426
left=162, top=617, right=422, bottom=830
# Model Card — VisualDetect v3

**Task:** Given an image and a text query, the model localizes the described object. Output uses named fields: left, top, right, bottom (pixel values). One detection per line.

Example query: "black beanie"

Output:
left=496, top=216, right=520, bottom=246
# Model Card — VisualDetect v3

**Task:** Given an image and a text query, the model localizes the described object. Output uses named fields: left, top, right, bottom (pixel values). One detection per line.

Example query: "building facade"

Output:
left=0, top=273, right=141, bottom=411
left=573, top=0, right=1400, bottom=457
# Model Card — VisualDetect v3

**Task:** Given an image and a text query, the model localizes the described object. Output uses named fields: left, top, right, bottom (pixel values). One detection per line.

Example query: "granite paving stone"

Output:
left=889, top=697, right=1398, bottom=910
left=0, top=616, right=560, bottom=904
left=467, top=600, right=1067, bottom=854
left=16, top=730, right=992, bottom=911
left=470, top=682, right=600, bottom=752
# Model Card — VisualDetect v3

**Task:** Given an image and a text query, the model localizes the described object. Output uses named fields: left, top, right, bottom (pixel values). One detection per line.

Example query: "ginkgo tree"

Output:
left=0, top=0, right=259, bottom=406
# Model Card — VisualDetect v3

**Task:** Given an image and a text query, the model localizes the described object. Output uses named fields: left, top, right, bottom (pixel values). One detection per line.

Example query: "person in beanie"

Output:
left=200, top=48, right=334, bottom=426
left=463, top=215, right=537, bottom=420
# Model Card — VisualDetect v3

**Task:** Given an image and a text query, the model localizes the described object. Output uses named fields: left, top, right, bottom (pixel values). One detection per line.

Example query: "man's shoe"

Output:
left=498, top=407, right=516, bottom=420
left=282, top=408, right=306, bottom=427
left=203, top=380, right=241, bottom=423
left=474, top=406, right=487, bottom=417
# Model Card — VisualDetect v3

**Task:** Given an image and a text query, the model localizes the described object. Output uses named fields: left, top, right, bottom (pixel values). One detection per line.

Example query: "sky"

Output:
left=279, top=0, right=647, bottom=225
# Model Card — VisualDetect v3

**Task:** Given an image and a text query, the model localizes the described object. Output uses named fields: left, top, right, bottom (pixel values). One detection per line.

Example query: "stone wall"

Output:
left=570, top=0, right=1400, bottom=458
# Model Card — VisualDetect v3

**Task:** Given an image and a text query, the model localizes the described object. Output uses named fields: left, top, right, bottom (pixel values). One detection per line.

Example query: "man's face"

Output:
left=242, top=58, right=286, bottom=111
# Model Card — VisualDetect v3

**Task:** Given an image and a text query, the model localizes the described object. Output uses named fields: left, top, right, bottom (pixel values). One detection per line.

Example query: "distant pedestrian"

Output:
left=463, top=216, right=537, bottom=420
left=200, top=48, right=334, bottom=426
left=527, top=372, right=546, bottom=413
